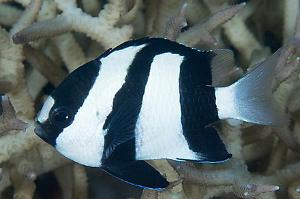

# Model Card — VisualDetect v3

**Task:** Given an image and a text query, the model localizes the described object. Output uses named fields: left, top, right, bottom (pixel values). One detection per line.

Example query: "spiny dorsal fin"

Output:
left=211, top=49, right=243, bottom=87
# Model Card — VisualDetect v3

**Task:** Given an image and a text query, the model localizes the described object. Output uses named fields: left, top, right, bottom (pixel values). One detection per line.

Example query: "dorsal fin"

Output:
left=211, top=49, right=243, bottom=87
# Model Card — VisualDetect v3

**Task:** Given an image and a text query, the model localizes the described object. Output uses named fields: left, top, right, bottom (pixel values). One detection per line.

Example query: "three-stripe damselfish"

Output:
left=35, top=37, right=286, bottom=189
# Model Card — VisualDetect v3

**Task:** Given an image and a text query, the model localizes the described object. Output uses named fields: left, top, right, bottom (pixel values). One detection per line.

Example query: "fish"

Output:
left=34, top=37, right=286, bottom=190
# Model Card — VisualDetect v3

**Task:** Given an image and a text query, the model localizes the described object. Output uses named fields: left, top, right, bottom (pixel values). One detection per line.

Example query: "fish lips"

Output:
left=34, top=121, right=49, bottom=142
left=34, top=120, right=60, bottom=146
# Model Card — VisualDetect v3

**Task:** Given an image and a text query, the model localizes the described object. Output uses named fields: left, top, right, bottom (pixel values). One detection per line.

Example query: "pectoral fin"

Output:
left=102, top=160, right=169, bottom=190
left=102, top=97, right=142, bottom=160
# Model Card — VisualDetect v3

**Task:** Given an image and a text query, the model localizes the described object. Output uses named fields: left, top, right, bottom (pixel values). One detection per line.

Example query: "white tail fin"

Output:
left=215, top=49, right=287, bottom=126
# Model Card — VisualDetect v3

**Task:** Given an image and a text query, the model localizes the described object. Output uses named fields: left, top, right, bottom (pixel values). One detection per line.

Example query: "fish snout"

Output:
left=34, top=121, right=48, bottom=141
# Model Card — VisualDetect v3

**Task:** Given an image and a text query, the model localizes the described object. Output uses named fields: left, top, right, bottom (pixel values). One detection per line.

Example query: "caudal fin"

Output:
left=215, top=49, right=288, bottom=126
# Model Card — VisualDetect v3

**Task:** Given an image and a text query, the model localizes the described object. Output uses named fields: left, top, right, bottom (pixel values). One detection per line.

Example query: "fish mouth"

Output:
left=34, top=121, right=48, bottom=141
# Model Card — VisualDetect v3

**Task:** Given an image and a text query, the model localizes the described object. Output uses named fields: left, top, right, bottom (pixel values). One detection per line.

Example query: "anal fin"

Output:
left=181, top=126, right=232, bottom=163
left=102, top=160, right=169, bottom=190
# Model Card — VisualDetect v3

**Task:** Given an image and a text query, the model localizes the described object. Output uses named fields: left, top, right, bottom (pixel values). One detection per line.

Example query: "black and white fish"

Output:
left=34, top=37, right=286, bottom=190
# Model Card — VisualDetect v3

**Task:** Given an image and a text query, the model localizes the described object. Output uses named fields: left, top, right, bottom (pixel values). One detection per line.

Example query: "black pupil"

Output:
left=54, top=111, right=69, bottom=123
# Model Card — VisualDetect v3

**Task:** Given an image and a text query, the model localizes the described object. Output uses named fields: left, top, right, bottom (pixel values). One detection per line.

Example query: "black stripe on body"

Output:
left=38, top=58, right=101, bottom=146
left=101, top=37, right=230, bottom=163
left=179, top=50, right=231, bottom=162
left=101, top=42, right=154, bottom=163
left=101, top=38, right=196, bottom=162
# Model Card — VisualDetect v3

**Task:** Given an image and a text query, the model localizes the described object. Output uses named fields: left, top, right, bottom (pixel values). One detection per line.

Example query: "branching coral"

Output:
left=0, top=0, right=300, bottom=198
left=12, top=0, right=133, bottom=48
left=0, top=95, right=28, bottom=134
left=177, top=3, right=246, bottom=47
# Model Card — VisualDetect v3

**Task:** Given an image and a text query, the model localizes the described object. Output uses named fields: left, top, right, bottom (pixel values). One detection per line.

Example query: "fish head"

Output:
left=35, top=95, right=75, bottom=146
left=35, top=59, right=104, bottom=167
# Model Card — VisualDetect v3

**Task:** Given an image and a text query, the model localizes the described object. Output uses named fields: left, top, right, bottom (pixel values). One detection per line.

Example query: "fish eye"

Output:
left=50, top=107, right=73, bottom=128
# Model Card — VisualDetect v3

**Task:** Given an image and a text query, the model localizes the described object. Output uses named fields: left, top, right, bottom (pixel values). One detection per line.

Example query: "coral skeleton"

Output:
left=0, top=95, right=28, bottom=134
left=0, top=0, right=299, bottom=198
